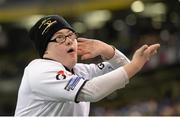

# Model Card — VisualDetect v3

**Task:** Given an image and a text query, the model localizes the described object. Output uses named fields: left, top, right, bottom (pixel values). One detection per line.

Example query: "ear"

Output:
left=44, top=51, right=48, bottom=54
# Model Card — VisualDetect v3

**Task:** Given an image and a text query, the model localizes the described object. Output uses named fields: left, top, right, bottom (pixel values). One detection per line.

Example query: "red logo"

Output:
left=56, top=70, right=66, bottom=80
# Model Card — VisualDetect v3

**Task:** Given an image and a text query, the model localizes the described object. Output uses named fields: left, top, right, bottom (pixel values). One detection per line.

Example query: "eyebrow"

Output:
left=55, top=30, right=72, bottom=35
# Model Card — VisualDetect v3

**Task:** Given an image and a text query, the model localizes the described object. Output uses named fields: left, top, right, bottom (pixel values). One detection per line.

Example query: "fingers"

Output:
left=81, top=53, right=93, bottom=60
left=140, top=44, right=160, bottom=54
left=77, top=45, right=89, bottom=55
left=77, top=38, right=90, bottom=42
left=146, top=44, right=160, bottom=55
left=141, top=44, right=149, bottom=51
left=78, top=39, right=96, bottom=56
left=144, top=43, right=160, bottom=59
left=137, top=44, right=148, bottom=56
left=148, top=44, right=160, bottom=53
left=151, top=50, right=157, bottom=56
left=78, top=48, right=94, bottom=60
left=77, top=49, right=83, bottom=55
left=77, top=38, right=92, bottom=50
left=136, top=43, right=160, bottom=60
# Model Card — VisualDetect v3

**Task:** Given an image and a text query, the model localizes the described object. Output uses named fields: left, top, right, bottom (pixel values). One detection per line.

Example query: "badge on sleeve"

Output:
left=64, top=76, right=84, bottom=91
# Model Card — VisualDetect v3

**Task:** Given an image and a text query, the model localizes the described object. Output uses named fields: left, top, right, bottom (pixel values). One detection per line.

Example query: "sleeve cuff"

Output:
left=105, top=49, right=130, bottom=69
left=74, top=80, right=88, bottom=103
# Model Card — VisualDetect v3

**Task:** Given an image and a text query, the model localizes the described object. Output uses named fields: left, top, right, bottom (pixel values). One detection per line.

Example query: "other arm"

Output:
left=77, top=43, right=160, bottom=102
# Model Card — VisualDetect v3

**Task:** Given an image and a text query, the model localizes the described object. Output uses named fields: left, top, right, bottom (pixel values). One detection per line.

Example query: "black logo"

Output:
left=97, top=63, right=105, bottom=70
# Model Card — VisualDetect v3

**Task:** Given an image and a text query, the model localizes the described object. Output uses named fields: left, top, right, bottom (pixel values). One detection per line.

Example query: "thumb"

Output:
left=137, top=45, right=149, bottom=55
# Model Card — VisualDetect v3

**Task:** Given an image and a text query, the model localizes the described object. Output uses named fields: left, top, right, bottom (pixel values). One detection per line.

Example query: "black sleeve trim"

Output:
left=74, top=80, right=88, bottom=103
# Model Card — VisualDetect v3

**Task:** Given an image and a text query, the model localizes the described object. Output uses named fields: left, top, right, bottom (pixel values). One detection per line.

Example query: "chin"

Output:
left=70, top=58, right=77, bottom=66
left=72, top=59, right=77, bottom=65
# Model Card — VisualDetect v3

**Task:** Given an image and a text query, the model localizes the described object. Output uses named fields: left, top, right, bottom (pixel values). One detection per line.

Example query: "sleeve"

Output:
left=28, top=63, right=86, bottom=102
left=105, top=48, right=130, bottom=68
left=80, top=49, right=130, bottom=79
left=77, top=66, right=129, bottom=102
left=75, top=49, right=130, bottom=102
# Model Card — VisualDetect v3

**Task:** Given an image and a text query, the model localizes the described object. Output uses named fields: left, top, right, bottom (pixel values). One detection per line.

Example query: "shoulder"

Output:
left=74, top=63, right=89, bottom=70
left=26, top=59, right=64, bottom=73
left=74, top=63, right=96, bottom=72
left=28, top=59, right=62, bottom=66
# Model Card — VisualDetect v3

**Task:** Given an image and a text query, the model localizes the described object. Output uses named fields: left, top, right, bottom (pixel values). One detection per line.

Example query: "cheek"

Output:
left=56, top=45, right=66, bottom=54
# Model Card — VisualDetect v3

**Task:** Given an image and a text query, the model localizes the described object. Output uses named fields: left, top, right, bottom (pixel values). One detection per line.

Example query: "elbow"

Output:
left=83, top=88, right=107, bottom=102
left=89, top=93, right=105, bottom=102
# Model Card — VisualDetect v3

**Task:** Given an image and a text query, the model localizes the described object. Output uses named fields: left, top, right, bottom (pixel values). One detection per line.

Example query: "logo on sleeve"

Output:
left=56, top=70, right=66, bottom=80
left=64, top=76, right=84, bottom=91
left=97, top=63, right=105, bottom=70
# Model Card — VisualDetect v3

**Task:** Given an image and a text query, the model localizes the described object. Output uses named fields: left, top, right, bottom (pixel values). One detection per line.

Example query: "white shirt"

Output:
left=15, top=49, right=130, bottom=116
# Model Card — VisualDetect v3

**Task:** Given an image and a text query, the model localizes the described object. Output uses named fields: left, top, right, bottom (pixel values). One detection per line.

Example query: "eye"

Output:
left=67, top=33, right=73, bottom=37
left=56, top=35, right=65, bottom=40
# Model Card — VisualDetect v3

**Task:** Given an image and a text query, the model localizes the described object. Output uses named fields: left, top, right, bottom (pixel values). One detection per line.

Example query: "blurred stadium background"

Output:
left=0, top=0, right=180, bottom=116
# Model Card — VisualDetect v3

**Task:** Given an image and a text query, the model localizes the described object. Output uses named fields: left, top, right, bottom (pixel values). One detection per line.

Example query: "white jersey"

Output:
left=15, top=49, right=130, bottom=116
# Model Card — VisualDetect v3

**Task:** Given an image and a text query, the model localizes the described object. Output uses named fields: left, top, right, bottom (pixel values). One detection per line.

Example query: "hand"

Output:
left=123, top=43, right=160, bottom=78
left=132, top=44, right=160, bottom=70
left=77, top=38, right=114, bottom=60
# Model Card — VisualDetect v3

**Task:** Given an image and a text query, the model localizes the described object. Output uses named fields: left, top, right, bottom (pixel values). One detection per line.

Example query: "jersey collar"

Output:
left=43, top=58, right=74, bottom=74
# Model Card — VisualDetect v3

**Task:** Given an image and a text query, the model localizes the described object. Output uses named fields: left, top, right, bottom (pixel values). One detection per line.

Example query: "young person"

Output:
left=15, top=15, right=160, bottom=116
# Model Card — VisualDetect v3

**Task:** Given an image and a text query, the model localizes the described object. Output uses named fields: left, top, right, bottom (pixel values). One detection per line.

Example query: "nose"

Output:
left=65, top=37, right=73, bottom=45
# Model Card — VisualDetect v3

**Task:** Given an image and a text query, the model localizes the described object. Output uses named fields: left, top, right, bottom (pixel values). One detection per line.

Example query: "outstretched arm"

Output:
left=77, top=44, right=160, bottom=102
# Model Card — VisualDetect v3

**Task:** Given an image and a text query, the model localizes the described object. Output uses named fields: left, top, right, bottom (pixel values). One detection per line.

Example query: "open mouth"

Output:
left=67, top=48, right=75, bottom=53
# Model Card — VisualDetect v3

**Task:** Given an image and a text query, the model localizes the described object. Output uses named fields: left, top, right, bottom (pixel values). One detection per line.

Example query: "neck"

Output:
left=43, top=54, right=74, bottom=71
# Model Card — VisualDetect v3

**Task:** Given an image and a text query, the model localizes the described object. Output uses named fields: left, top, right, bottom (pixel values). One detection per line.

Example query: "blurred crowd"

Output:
left=91, top=96, right=180, bottom=116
